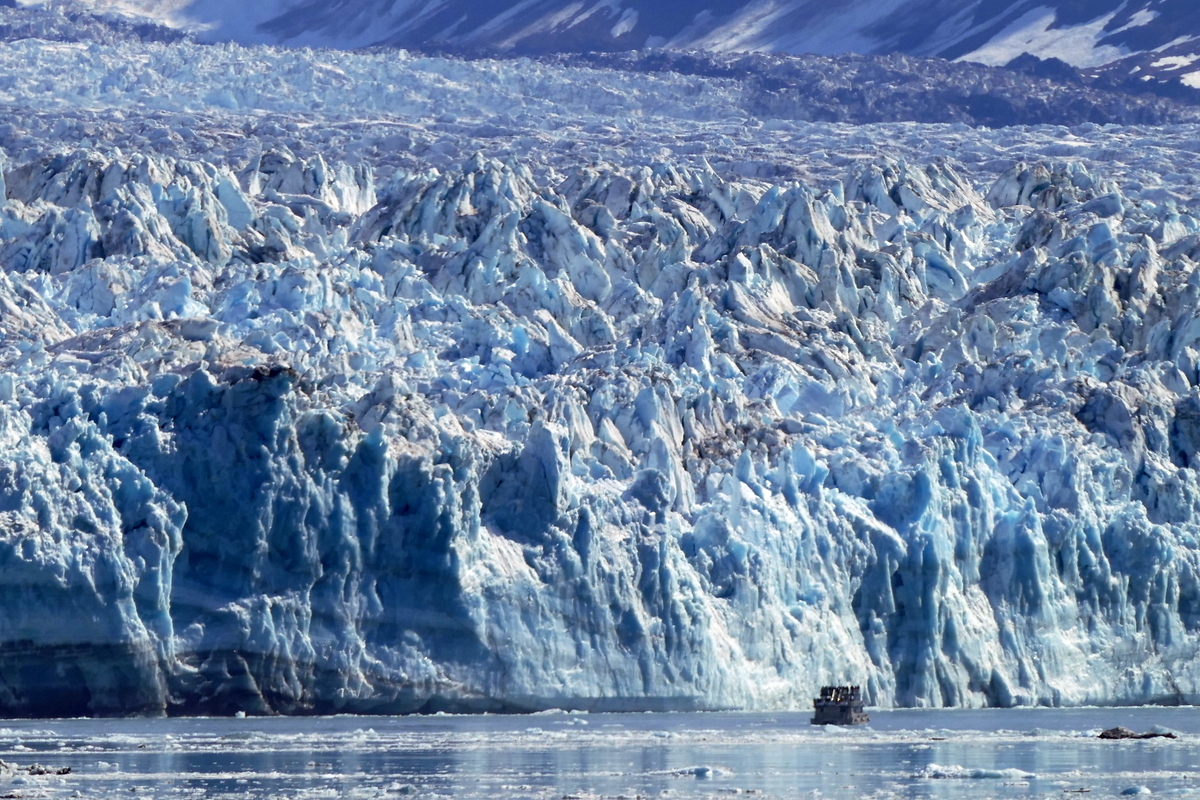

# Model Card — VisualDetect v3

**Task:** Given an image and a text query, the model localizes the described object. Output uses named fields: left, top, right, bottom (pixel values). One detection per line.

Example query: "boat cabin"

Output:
left=810, top=685, right=870, bottom=725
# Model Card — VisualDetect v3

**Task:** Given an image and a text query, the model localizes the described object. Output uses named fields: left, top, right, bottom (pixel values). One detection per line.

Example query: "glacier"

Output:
left=2, top=32, right=1200, bottom=716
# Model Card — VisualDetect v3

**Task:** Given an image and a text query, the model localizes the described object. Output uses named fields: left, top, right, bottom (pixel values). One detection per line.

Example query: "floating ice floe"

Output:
left=916, top=763, right=1036, bottom=780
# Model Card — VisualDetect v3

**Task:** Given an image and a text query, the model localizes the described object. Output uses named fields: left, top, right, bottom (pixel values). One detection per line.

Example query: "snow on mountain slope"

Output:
left=3, top=34, right=1200, bottom=715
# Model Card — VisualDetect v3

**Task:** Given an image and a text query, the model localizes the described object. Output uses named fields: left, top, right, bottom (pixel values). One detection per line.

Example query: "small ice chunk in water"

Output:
left=916, top=764, right=1036, bottom=780
left=670, top=766, right=733, bottom=779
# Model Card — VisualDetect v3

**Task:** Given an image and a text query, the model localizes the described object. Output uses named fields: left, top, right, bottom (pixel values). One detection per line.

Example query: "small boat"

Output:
left=810, top=685, right=870, bottom=725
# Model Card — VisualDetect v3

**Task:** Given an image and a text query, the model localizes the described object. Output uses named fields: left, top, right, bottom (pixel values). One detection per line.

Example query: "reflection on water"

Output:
left=0, top=707, right=1197, bottom=798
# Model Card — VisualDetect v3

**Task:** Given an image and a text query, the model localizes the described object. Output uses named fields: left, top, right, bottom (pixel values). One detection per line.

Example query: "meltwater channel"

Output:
left=0, top=708, right=1197, bottom=799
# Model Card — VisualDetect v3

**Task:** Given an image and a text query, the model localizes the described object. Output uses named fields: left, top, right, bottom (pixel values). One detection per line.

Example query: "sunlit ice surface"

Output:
left=0, top=708, right=1197, bottom=799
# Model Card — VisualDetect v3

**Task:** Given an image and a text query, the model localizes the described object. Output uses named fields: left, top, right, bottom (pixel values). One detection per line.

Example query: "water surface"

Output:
left=1, top=707, right=1197, bottom=798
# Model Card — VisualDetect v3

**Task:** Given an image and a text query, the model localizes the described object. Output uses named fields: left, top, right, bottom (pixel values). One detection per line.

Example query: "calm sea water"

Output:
left=1, top=707, right=1197, bottom=798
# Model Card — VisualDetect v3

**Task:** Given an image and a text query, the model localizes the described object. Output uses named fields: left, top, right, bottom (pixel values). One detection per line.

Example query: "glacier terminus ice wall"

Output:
left=2, top=32, right=1200, bottom=716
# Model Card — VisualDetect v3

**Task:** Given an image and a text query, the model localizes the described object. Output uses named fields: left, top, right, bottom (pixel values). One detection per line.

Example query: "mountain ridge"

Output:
left=20, top=0, right=1186, bottom=59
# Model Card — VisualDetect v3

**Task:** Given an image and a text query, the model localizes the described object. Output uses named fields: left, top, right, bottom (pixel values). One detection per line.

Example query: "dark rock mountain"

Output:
left=184, top=0, right=1199, bottom=69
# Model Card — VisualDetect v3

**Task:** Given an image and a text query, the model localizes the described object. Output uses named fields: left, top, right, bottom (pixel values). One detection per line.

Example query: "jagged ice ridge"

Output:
left=1, top=36, right=1200, bottom=715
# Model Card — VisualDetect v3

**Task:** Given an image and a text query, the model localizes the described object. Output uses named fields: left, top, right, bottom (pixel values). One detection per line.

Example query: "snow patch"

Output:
left=610, top=8, right=638, bottom=38
left=1149, top=54, right=1200, bottom=71
left=1113, top=8, right=1158, bottom=35
left=959, top=7, right=1127, bottom=68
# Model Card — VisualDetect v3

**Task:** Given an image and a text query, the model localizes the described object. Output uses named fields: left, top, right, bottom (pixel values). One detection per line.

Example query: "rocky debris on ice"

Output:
left=0, top=761, right=72, bottom=775
left=26, top=764, right=72, bottom=775
left=1099, top=727, right=1178, bottom=740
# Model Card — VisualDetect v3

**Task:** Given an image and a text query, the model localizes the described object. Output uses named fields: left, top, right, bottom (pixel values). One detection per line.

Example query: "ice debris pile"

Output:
left=0, top=1, right=189, bottom=46
left=3, top=136, right=1200, bottom=716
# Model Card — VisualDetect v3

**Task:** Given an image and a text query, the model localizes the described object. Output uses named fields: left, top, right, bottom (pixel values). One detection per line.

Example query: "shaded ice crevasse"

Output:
left=2, top=132, right=1200, bottom=715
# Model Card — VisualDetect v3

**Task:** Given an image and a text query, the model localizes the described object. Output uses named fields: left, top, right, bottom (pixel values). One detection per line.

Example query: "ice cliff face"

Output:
left=4, top=36, right=1200, bottom=716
